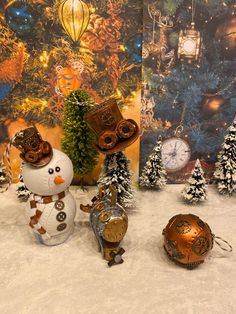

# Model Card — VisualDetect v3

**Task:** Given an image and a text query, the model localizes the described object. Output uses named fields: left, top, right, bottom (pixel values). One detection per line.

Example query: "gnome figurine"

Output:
left=12, top=126, right=76, bottom=246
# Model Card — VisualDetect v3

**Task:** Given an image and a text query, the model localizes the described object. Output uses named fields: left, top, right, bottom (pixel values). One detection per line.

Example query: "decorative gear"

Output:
left=108, top=248, right=125, bottom=267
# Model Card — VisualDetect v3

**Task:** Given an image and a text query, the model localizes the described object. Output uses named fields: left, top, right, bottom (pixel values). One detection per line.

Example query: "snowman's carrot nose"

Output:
left=54, top=176, right=65, bottom=185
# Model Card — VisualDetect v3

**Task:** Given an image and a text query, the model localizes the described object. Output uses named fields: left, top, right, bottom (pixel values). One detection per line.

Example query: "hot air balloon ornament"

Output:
left=58, top=0, right=90, bottom=44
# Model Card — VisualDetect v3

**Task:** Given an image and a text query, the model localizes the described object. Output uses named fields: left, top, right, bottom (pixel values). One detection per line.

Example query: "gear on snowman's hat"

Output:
left=12, top=125, right=53, bottom=168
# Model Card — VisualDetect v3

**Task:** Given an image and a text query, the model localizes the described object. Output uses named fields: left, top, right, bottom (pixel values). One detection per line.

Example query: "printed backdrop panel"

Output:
left=140, top=0, right=236, bottom=183
left=0, top=0, right=142, bottom=183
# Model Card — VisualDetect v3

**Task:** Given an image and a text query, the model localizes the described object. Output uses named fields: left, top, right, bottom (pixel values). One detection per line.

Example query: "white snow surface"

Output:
left=0, top=185, right=235, bottom=314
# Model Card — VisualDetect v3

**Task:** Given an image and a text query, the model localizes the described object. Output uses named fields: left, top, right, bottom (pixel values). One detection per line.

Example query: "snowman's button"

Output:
left=55, top=200, right=65, bottom=211
left=57, top=223, right=67, bottom=232
left=56, top=212, right=67, bottom=222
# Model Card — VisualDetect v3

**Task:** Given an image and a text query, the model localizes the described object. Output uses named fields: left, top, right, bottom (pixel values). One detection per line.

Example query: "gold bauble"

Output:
left=215, top=17, right=236, bottom=60
left=58, top=0, right=90, bottom=43
left=163, top=214, right=214, bottom=269
left=201, top=95, right=225, bottom=116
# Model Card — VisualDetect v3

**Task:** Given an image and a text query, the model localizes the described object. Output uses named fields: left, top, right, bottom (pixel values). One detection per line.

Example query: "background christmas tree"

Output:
left=139, top=136, right=166, bottom=189
left=214, top=120, right=236, bottom=194
left=0, top=0, right=142, bottom=129
left=182, top=159, right=207, bottom=203
left=0, top=0, right=142, bottom=183
left=98, top=152, right=134, bottom=208
left=61, top=90, right=98, bottom=182
left=141, top=0, right=236, bottom=181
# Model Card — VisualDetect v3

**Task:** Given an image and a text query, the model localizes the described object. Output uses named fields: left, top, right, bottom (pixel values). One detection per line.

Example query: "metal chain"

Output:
left=173, top=93, right=187, bottom=136
left=192, top=0, right=194, bottom=23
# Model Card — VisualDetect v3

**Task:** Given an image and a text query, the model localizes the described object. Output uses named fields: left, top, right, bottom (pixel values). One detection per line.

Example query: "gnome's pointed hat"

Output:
left=12, top=125, right=53, bottom=168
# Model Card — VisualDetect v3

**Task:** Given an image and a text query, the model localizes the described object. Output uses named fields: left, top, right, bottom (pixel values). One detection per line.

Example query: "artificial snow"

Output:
left=0, top=185, right=235, bottom=314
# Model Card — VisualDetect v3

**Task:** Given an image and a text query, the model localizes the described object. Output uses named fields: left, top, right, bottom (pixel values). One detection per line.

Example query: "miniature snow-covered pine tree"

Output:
left=0, top=167, right=7, bottom=192
left=98, top=152, right=134, bottom=208
left=139, top=137, right=167, bottom=189
left=214, top=120, right=236, bottom=195
left=182, top=159, right=207, bottom=204
left=16, top=175, right=30, bottom=202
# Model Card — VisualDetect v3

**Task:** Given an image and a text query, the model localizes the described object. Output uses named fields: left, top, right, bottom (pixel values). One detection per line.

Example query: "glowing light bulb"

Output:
left=183, top=39, right=196, bottom=54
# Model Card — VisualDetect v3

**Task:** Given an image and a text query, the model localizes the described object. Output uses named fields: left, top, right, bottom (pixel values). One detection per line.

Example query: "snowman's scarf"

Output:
left=28, top=189, right=68, bottom=239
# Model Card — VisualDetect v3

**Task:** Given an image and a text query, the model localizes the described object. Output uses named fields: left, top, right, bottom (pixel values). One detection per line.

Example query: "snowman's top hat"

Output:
left=12, top=125, right=53, bottom=168
left=84, top=99, right=139, bottom=154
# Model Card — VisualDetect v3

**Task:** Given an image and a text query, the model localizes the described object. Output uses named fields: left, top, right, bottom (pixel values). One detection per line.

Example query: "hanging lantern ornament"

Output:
left=163, top=214, right=232, bottom=269
left=58, top=0, right=90, bottom=43
left=177, top=1, right=202, bottom=63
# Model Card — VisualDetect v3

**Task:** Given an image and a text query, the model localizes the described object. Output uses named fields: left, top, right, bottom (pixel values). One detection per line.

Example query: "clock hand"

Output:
left=165, top=157, right=173, bottom=165
left=176, top=143, right=183, bottom=152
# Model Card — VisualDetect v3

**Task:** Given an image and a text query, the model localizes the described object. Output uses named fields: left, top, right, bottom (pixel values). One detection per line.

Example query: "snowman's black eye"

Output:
left=55, top=166, right=60, bottom=172
left=48, top=168, right=54, bottom=174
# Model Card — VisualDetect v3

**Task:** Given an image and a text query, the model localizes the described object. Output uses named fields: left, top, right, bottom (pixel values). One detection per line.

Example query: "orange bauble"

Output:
left=215, top=17, right=236, bottom=59
left=201, top=95, right=225, bottom=116
left=56, top=66, right=82, bottom=96
left=163, top=214, right=214, bottom=269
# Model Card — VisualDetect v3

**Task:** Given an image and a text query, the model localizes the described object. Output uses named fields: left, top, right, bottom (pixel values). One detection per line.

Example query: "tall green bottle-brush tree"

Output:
left=62, top=90, right=98, bottom=184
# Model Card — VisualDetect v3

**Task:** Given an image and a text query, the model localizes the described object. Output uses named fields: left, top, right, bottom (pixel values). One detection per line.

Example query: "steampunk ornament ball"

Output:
left=163, top=214, right=214, bottom=269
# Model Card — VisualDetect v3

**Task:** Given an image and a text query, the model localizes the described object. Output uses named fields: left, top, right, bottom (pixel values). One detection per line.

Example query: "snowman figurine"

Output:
left=12, top=126, right=76, bottom=246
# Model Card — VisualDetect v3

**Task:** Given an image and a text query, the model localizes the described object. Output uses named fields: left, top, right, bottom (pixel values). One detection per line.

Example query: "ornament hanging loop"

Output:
left=175, top=125, right=184, bottom=137
left=175, top=102, right=186, bottom=137
left=213, top=235, right=233, bottom=252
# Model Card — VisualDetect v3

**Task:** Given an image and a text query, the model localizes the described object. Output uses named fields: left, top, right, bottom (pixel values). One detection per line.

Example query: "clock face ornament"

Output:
left=162, top=137, right=191, bottom=172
